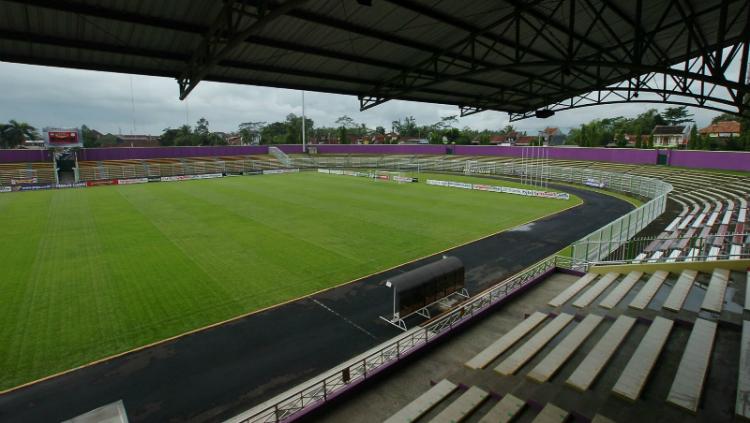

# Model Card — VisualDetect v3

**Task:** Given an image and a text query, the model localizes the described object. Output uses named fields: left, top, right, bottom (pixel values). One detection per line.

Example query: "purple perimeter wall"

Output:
left=0, top=149, right=52, bottom=163
left=2, top=144, right=749, bottom=172
left=77, top=145, right=268, bottom=161
left=667, top=150, right=750, bottom=172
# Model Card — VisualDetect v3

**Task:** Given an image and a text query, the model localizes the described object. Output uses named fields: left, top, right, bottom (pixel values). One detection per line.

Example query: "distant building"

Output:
left=698, top=120, right=741, bottom=139
left=226, top=135, right=243, bottom=146
left=623, top=134, right=650, bottom=147
left=514, top=135, right=537, bottom=146
left=651, top=125, right=690, bottom=148
left=541, top=127, right=567, bottom=145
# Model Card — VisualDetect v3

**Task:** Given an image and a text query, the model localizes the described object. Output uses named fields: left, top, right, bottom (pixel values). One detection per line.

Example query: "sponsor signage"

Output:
left=86, top=180, right=117, bottom=187
left=116, top=178, right=149, bottom=185
left=11, top=177, right=38, bottom=185
left=262, top=168, right=300, bottom=175
left=0, top=186, right=11, bottom=193
left=55, top=183, right=86, bottom=189
left=426, top=179, right=570, bottom=200
left=44, top=127, right=82, bottom=148
left=161, top=173, right=224, bottom=182
left=584, top=178, right=606, bottom=188
left=19, top=184, right=54, bottom=191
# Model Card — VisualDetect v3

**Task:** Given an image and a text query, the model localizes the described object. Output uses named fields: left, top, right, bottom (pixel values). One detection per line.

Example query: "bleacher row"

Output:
left=0, top=162, right=56, bottom=185
left=383, top=268, right=749, bottom=422
left=76, top=155, right=283, bottom=181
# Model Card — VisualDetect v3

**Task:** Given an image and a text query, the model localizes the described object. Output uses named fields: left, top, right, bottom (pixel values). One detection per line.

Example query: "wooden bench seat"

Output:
left=573, top=272, right=619, bottom=308
left=667, top=318, right=717, bottom=412
left=701, top=268, right=729, bottom=313
left=478, top=394, right=525, bottom=423
left=662, top=270, right=698, bottom=312
left=429, top=386, right=488, bottom=423
left=629, top=271, right=669, bottom=310
left=465, top=312, right=547, bottom=369
left=384, top=379, right=457, bottom=423
left=495, top=313, right=574, bottom=376
left=548, top=273, right=598, bottom=307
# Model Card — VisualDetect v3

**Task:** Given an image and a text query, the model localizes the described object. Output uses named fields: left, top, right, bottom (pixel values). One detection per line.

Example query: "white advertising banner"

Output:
left=426, top=179, right=569, bottom=200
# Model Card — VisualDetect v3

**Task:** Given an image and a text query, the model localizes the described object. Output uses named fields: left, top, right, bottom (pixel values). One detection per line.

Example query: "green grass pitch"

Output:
left=0, top=172, right=579, bottom=390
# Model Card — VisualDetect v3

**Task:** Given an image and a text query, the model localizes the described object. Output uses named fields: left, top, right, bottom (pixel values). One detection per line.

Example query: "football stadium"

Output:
left=1, top=1, right=750, bottom=423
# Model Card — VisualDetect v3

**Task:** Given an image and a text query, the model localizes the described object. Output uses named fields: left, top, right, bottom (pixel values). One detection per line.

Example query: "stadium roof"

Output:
left=1, top=0, right=749, bottom=119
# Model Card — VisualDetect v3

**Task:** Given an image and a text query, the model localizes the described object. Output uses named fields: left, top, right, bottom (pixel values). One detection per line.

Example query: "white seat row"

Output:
left=701, top=268, right=729, bottom=313
left=663, top=270, right=698, bottom=312
left=496, top=313, right=574, bottom=376
left=599, top=271, right=643, bottom=309
left=573, top=272, right=619, bottom=308
left=667, top=318, right=717, bottom=412
left=566, top=315, right=637, bottom=391
left=527, top=314, right=604, bottom=383
left=612, top=316, right=674, bottom=401
left=465, top=312, right=547, bottom=369
left=429, top=386, right=488, bottom=423
left=384, top=379, right=457, bottom=423
left=548, top=273, right=597, bottom=307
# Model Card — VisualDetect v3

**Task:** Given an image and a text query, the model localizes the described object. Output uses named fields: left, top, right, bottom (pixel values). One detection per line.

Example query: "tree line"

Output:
left=567, top=106, right=750, bottom=151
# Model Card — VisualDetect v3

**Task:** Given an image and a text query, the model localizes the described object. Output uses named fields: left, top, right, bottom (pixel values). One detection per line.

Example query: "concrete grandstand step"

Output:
left=478, top=393, right=525, bottom=423
left=384, top=379, right=458, bottom=423
left=572, top=272, right=620, bottom=308
left=547, top=273, right=598, bottom=307
left=591, top=415, right=616, bottom=423
left=663, top=270, right=698, bottom=312
left=465, top=312, right=548, bottom=369
left=701, top=268, right=730, bottom=313
left=667, top=318, right=717, bottom=413
left=428, top=386, right=488, bottom=423
left=599, top=271, right=643, bottom=309
left=531, top=403, right=568, bottom=423
left=629, top=271, right=669, bottom=310
left=737, top=321, right=750, bottom=419
left=612, top=316, right=674, bottom=401
left=566, top=315, right=637, bottom=392
left=495, top=313, right=575, bottom=376
left=527, top=314, right=604, bottom=383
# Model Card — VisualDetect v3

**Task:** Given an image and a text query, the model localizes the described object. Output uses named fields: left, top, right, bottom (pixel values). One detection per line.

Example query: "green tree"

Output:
left=375, top=126, right=386, bottom=135
left=238, top=121, right=265, bottom=145
left=687, top=125, right=698, bottom=149
left=159, top=127, right=179, bottom=146
left=661, top=106, right=694, bottom=125
left=615, top=132, right=627, bottom=148
left=81, top=125, right=101, bottom=148
left=0, top=119, right=39, bottom=148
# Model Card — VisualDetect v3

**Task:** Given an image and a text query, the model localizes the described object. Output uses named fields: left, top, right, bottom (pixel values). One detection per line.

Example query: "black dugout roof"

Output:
left=0, top=0, right=748, bottom=116
left=387, top=256, right=463, bottom=294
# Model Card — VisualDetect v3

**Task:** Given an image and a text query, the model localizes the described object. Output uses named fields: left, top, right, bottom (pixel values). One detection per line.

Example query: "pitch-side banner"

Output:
left=0, top=186, right=11, bottom=193
left=426, top=179, right=570, bottom=200
left=263, top=168, right=300, bottom=175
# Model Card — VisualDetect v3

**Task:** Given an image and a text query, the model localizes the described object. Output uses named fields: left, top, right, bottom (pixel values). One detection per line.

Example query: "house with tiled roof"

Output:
left=699, top=121, right=741, bottom=139
left=651, top=125, right=690, bottom=148
left=541, top=127, right=567, bottom=145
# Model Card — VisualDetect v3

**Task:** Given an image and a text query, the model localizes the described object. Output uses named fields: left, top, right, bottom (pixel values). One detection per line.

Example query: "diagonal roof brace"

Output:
left=177, top=0, right=308, bottom=100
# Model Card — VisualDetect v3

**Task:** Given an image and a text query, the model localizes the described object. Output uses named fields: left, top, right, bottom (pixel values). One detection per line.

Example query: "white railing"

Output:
left=269, top=146, right=292, bottom=167
left=229, top=255, right=576, bottom=423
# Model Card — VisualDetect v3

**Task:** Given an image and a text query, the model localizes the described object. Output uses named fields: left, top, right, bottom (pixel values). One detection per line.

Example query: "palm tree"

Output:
left=1, top=120, right=39, bottom=148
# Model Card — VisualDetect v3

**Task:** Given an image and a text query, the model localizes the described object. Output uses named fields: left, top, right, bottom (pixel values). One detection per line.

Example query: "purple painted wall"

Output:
left=452, top=145, right=658, bottom=164
left=77, top=145, right=268, bottom=161
left=667, top=150, right=750, bottom=172
left=0, top=149, right=52, bottom=163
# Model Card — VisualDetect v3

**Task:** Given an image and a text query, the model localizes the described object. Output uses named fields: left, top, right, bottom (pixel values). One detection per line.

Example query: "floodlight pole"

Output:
left=301, top=91, right=306, bottom=153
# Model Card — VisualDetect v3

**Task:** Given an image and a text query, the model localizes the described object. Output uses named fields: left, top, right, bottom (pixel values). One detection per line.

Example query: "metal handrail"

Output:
left=231, top=255, right=576, bottom=423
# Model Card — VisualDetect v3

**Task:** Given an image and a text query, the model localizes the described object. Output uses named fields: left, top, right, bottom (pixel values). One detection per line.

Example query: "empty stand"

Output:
left=495, top=313, right=574, bottom=376
left=478, top=394, right=525, bottom=423
left=428, top=386, right=488, bottom=423
left=465, top=312, right=548, bottom=370
left=527, top=314, right=604, bottom=383
left=547, top=273, right=598, bottom=307
left=662, top=270, right=698, bottom=312
left=572, top=272, right=619, bottom=308
left=384, top=379, right=457, bottom=423
left=629, top=271, right=669, bottom=310
left=531, top=403, right=568, bottom=423
left=701, top=268, right=730, bottom=313
left=666, top=318, right=717, bottom=413
left=612, top=316, right=674, bottom=401
left=737, top=321, right=750, bottom=419
left=599, top=271, right=643, bottom=309
left=566, top=315, right=637, bottom=391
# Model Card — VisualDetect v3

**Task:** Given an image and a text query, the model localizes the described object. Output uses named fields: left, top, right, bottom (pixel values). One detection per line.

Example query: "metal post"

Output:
left=301, top=91, right=306, bottom=153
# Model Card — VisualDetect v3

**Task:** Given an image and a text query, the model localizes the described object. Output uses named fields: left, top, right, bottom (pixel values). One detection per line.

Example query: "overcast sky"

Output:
left=0, top=61, right=724, bottom=137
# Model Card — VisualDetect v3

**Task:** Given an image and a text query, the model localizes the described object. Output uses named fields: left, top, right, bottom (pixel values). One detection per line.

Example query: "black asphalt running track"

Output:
left=0, top=181, right=633, bottom=423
